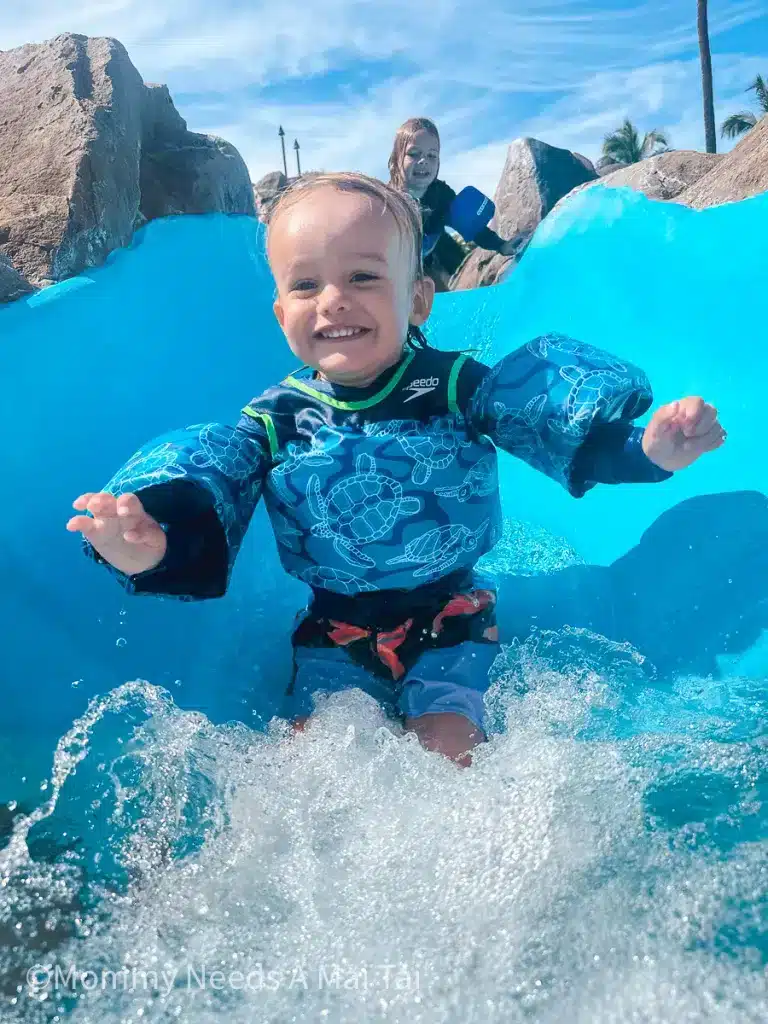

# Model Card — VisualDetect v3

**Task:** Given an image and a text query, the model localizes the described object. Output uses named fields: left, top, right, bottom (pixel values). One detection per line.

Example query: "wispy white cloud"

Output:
left=3, top=0, right=765, bottom=91
left=1, top=0, right=766, bottom=199
left=201, top=51, right=768, bottom=196
left=444, top=51, right=768, bottom=194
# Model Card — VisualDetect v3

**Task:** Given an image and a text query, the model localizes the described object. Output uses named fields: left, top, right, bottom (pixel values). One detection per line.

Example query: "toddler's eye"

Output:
left=292, top=279, right=317, bottom=292
left=351, top=272, right=378, bottom=283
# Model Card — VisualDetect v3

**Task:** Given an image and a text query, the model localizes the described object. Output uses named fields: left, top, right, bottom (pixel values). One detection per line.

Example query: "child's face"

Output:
left=402, top=130, right=439, bottom=196
left=270, top=188, right=433, bottom=386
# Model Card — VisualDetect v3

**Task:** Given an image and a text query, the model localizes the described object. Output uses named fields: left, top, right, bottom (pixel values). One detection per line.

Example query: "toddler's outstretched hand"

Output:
left=642, top=396, right=726, bottom=472
left=66, top=492, right=167, bottom=576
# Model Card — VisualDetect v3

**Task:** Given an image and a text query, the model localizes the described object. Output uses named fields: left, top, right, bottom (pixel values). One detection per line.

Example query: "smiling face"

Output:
left=402, top=129, right=440, bottom=198
left=269, top=186, right=433, bottom=386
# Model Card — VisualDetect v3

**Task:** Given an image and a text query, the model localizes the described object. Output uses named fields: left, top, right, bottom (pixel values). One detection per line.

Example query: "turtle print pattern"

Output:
left=364, top=416, right=471, bottom=485
left=435, top=456, right=498, bottom=503
left=94, top=336, right=655, bottom=598
left=472, top=337, right=652, bottom=491
left=104, top=441, right=187, bottom=496
left=306, top=454, right=421, bottom=569
left=387, top=520, right=491, bottom=578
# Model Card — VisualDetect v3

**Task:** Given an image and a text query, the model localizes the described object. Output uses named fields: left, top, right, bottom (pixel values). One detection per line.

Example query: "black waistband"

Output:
left=309, top=570, right=475, bottom=630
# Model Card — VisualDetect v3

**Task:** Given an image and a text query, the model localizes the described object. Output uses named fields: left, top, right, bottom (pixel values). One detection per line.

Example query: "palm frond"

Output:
left=602, top=118, right=643, bottom=164
left=748, top=74, right=768, bottom=113
left=640, top=129, right=669, bottom=157
left=720, top=111, right=758, bottom=139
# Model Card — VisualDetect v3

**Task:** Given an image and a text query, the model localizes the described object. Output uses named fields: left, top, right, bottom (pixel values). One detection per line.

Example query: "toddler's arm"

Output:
left=70, top=413, right=271, bottom=600
left=464, top=333, right=668, bottom=497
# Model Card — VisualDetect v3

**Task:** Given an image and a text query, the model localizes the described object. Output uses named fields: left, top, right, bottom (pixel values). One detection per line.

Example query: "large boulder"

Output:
left=595, top=155, right=629, bottom=176
left=0, top=34, right=145, bottom=296
left=573, top=153, right=598, bottom=175
left=555, top=151, right=724, bottom=212
left=139, top=83, right=255, bottom=221
left=593, top=150, right=722, bottom=200
left=677, top=115, right=768, bottom=208
left=0, top=34, right=255, bottom=303
left=450, top=138, right=598, bottom=290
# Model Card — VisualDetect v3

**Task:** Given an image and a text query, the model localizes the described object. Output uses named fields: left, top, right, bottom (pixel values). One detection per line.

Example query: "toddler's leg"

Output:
left=404, top=711, right=483, bottom=767
left=400, top=641, right=499, bottom=767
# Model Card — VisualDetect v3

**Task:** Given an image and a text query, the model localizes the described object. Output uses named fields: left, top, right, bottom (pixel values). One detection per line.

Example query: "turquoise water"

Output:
left=0, top=187, right=765, bottom=1020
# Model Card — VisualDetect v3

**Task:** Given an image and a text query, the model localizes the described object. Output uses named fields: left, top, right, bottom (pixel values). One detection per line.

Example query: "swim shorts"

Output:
left=284, top=571, right=499, bottom=735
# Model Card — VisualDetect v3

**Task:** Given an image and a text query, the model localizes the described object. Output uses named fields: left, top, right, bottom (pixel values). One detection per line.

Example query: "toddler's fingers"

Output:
left=694, top=404, right=718, bottom=434
left=72, top=493, right=97, bottom=512
left=653, top=401, right=680, bottom=432
left=684, top=424, right=726, bottom=455
left=66, top=514, right=95, bottom=534
left=115, top=492, right=145, bottom=519
left=85, top=492, right=120, bottom=518
left=67, top=514, right=106, bottom=539
left=680, top=400, right=717, bottom=437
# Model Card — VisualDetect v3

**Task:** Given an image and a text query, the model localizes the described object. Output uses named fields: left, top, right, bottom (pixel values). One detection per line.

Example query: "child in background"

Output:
left=388, top=117, right=527, bottom=289
left=67, top=173, right=725, bottom=766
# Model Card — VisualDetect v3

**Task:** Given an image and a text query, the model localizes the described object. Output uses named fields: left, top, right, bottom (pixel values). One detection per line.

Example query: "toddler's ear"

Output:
left=273, top=297, right=286, bottom=329
left=410, top=275, right=435, bottom=326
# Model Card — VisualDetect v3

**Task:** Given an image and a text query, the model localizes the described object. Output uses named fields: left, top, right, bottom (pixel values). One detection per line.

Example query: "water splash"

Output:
left=1, top=659, right=765, bottom=1022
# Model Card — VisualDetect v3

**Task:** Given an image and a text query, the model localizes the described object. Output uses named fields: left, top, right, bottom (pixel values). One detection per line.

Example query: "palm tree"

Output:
left=697, top=0, right=717, bottom=153
left=721, top=74, right=768, bottom=139
left=601, top=119, right=669, bottom=165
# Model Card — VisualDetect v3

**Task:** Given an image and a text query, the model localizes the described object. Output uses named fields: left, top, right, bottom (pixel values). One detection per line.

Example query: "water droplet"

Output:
left=173, top=679, right=182, bottom=687
left=71, top=679, right=82, bottom=688
left=7, top=800, right=16, bottom=812
left=119, top=609, right=126, bottom=617
left=40, top=780, right=49, bottom=791
left=116, top=637, right=127, bottom=648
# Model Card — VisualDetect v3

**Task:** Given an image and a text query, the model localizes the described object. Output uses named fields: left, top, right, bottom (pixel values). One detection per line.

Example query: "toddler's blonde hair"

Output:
left=266, top=170, right=425, bottom=281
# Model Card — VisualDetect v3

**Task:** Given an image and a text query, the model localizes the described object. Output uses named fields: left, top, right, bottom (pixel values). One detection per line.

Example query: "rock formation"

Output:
left=560, top=150, right=724, bottom=207
left=450, top=138, right=597, bottom=290
left=253, top=171, right=290, bottom=223
left=677, top=115, right=768, bottom=208
left=0, top=34, right=254, bottom=303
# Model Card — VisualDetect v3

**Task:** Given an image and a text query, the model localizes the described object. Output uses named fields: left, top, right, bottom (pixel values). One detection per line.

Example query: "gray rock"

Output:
left=554, top=151, right=725, bottom=213
left=0, top=33, right=144, bottom=300
left=0, top=253, right=34, bottom=302
left=0, top=34, right=255, bottom=303
left=677, top=115, right=768, bottom=208
left=596, top=150, right=722, bottom=200
left=573, top=152, right=597, bottom=175
left=140, top=133, right=255, bottom=221
left=450, top=137, right=597, bottom=291
left=597, top=160, right=629, bottom=177
left=253, top=170, right=289, bottom=222
left=595, top=155, right=629, bottom=175
left=139, top=82, right=255, bottom=221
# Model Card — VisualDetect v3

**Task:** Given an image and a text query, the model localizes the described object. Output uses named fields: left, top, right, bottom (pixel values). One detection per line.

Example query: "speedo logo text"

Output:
left=402, top=377, right=439, bottom=402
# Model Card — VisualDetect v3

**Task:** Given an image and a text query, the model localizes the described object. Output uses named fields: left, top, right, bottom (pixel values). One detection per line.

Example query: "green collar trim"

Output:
left=240, top=408, right=278, bottom=459
left=283, top=350, right=416, bottom=411
left=447, top=352, right=468, bottom=413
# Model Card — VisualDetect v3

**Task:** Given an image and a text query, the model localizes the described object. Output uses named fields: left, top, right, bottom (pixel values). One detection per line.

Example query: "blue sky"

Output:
left=2, top=1, right=767, bottom=195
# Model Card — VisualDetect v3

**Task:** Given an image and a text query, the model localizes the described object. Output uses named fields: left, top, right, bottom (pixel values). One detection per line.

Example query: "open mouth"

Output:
left=314, top=326, right=370, bottom=340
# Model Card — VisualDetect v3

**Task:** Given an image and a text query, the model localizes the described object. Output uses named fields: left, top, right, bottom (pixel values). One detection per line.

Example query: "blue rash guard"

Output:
left=86, top=333, right=671, bottom=729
